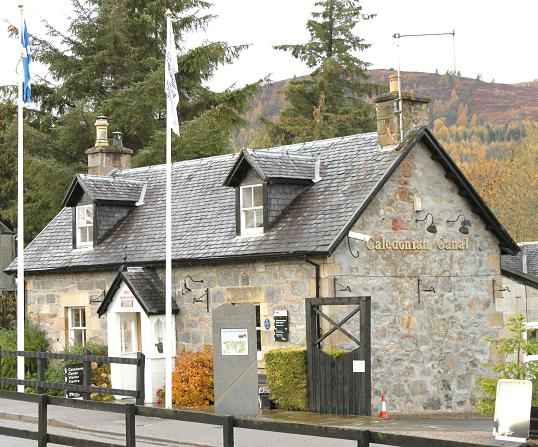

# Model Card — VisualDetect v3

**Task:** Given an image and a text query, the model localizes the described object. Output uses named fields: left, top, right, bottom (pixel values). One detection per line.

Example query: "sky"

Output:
left=1, top=0, right=537, bottom=92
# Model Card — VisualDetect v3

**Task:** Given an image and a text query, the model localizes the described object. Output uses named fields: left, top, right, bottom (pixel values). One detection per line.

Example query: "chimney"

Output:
left=85, top=117, right=133, bottom=176
left=375, top=72, right=431, bottom=149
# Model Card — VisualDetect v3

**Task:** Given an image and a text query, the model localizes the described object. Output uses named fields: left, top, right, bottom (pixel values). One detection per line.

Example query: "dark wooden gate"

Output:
left=305, top=296, right=371, bottom=416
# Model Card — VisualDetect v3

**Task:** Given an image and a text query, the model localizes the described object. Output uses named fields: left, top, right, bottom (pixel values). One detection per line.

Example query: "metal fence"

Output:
left=0, top=389, right=503, bottom=447
left=0, top=350, right=145, bottom=405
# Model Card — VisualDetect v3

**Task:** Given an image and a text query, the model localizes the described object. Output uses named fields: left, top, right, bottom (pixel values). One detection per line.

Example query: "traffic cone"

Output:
left=379, top=391, right=389, bottom=419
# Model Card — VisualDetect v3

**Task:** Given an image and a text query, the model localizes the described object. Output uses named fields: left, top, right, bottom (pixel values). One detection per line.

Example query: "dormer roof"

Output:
left=223, top=149, right=316, bottom=187
left=63, top=174, right=146, bottom=207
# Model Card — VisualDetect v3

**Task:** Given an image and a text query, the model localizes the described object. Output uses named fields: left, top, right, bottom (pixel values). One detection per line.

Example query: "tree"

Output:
left=33, top=0, right=259, bottom=163
left=264, top=0, right=376, bottom=146
left=1, top=0, right=260, bottom=241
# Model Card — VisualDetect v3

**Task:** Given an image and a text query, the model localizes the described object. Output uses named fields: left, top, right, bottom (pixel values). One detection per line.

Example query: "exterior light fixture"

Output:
left=416, top=213, right=437, bottom=234
left=346, top=231, right=372, bottom=259
left=447, top=214, right=472, bottom=235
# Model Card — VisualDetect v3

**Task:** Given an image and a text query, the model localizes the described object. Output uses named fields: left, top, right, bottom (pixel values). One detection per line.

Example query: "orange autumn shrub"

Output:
left=172, top=346, right=214, bottom=407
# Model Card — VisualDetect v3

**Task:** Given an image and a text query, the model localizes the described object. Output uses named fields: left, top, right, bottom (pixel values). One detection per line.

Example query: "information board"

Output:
left=64, top=364, right=84, bottom=399
left=273, top=310, right=289, bottom=342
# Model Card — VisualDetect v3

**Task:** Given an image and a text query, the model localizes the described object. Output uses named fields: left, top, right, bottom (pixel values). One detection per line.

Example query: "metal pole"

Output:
left=16, top=0, right=25, bottom=394
left=395, top=36, right=404, bottom=142
left=164, top=12, right=173, bottom=410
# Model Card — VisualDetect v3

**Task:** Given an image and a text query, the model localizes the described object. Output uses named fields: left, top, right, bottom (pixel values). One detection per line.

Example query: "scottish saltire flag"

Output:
left=165, top=16, right=180, bottom=135
left=21, top=20, right=31, bottom=103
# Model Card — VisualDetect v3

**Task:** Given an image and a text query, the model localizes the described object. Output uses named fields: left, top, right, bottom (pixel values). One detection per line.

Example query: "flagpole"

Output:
left=16, top=0, right=25, bottom=393
left=164, top=11, right=173, bottom=411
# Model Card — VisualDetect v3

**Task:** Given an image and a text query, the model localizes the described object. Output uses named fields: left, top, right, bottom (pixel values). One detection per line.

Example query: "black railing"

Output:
left=0, top=389, right=503, bottom=447
left=0, top=350, right=145, bottom=405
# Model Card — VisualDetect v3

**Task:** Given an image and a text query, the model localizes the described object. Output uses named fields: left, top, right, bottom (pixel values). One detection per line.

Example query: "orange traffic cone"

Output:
left=379, top=392, right=389, bottom=419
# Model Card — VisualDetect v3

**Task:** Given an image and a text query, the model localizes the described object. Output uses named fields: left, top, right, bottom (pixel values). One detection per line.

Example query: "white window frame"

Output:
left=120, top=313, right=138, bottom=354
left=67, top=307, right=87, bottom=348
left=75, top=204, right=94, bottom=249
left=240, top=184, right=264, bottom=236
left=524, top=322, right=538, bottom=363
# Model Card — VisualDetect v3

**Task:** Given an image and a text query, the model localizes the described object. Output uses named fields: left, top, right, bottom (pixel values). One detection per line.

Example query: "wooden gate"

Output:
left=305, top=296, right=371, bottom=415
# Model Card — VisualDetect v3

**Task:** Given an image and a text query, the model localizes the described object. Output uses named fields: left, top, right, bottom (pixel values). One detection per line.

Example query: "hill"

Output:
left=234, top=69, right=538, bottom=148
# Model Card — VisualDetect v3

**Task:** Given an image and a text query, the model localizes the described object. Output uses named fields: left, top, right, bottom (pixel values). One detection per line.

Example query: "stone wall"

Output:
left=498, top=277, right=538, bottom=322
left=26, top=271, right=115, bottom=351
left=322, top=140, right=504, bottom=413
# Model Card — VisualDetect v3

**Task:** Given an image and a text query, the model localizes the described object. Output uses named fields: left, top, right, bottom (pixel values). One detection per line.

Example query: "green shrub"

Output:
left=0, top=324, right=50, bottom=390
left=265, top=348, right=307, bottom=410
left=477, top=314, right=538, bottom=415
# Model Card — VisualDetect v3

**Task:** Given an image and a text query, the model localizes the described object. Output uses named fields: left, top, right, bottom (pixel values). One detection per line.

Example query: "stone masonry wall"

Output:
left=321, top=140, right=505, bottom=413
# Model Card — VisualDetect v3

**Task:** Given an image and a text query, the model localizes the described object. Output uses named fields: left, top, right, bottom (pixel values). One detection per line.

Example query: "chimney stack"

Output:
left=85, top=117, right=133, bottom=176
left=375, top=72, right=431, bottom=149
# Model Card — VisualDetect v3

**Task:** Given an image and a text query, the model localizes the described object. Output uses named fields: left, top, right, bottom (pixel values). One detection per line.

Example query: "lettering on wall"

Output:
left=366, top=238, right=469, bottom=251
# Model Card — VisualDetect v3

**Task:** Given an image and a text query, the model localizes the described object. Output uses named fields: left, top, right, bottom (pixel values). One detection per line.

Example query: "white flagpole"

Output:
left=164, top=11, right=173, bottom=410
left=16, top=1, right=25, bottom=393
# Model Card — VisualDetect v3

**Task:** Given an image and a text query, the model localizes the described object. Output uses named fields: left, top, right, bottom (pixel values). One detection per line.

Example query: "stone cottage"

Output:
left=7, top=79, right=522, bottom=413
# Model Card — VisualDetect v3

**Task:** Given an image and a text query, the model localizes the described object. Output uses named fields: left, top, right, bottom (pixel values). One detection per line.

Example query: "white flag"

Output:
left=165, top=15, right=180, bottom=135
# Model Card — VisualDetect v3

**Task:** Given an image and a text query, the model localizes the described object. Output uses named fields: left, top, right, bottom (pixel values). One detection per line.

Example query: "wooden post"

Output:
left=222, top=416, right=234, bottom=447
left=357, top=430, right=370, bottom=447
left=136, top=352, right=145, bottom=405
left=82, top=349, right=91, bottom=400
left=359, top=298, right=371, bottom=416
left=37, top=355, right=45, bottom=394
left=37, top=394, right=48, bottom=447
left=125, top=404, right=136, bottom=447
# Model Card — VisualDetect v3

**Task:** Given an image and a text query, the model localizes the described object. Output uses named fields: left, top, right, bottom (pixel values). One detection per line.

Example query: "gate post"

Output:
left=82, top=349, right=91, bottom=400
left=125, top=404, right=136, bottom=447
left=37, top=394, right=48, bottom=447
left=359, top=297, right=371, bottom=416
left=305, top=299, right=314, bottom=412
left=136, top=352, right=145, bottom=405
left=37, top=354, right=45, bottom=394
left=222, top=416, right=235, bottom=447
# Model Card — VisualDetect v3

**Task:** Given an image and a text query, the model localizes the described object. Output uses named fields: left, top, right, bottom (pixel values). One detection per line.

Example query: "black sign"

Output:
left=64, top=364, right=84, bottom=399
left=273, top=311, right=289, bottom=342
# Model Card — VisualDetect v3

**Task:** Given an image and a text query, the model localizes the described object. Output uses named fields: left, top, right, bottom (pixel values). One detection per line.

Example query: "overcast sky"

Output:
left=1, top=0, right=537, bottom=92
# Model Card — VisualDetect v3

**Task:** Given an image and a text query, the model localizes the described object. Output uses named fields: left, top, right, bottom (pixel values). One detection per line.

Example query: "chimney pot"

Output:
left=389, top=72, right=399, bottom=94
left=95, top=116, right=109, bottom=147
left=112, top=131, right=123, bottom=147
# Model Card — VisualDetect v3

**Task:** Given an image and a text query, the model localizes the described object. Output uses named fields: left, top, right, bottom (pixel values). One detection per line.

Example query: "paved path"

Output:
left=0, top=398, right=522, bottom=447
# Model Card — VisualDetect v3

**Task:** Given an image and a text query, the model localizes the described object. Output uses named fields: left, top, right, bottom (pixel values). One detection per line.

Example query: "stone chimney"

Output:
left=86, top=116, right=133, bottom=176
left=375, top=72, right=431, bottom=149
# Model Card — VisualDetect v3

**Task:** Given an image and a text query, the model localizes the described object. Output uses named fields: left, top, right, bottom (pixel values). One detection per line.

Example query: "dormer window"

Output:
left=76, top=204, right=94, bottom=249
left=240, top=184, right=264, bottom=235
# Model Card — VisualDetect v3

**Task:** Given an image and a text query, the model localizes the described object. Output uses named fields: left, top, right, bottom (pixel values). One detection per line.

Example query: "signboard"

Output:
left=366, top=238, right=469, bottom=251
left=273, top=310, right=289, bottom=342
left=493, top=379, right=532, bottom=442
left=221, top=328, right=249, bottom=356
left=64, top=364, right=84, bottom=399
left=352, top=360, right=365, bottom=373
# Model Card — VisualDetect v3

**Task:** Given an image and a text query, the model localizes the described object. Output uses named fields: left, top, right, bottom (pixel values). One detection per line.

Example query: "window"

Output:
left=120, top=313, right=139, bottom=354
left=76, top=204, right=94, bottom=249
left=240, top=185, right=264, bottom=235
left=67, top=307, right=86, bottom=347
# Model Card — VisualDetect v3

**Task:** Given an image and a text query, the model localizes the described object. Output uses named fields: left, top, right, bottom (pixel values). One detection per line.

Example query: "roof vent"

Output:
left=313, top=157, right=322, bottom=183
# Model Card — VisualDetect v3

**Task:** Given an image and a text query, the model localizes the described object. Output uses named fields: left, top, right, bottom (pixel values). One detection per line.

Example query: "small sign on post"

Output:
left=353, top=360, right=365, bottom=373
left=64, top=364, right=85, bottom=399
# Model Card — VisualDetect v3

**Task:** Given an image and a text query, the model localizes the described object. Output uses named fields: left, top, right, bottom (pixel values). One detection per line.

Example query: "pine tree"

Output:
left=263, top=0, right=376, bottom=146
left=33, top=0, right=259, bottom=163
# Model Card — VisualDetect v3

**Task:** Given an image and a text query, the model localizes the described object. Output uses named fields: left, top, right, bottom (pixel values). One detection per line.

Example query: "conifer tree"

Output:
left=263, top=0, right=376, bottom=146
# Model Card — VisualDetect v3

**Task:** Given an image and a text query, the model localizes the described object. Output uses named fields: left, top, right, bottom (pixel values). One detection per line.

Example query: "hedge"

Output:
left=265, top=348, right=307, bottom=410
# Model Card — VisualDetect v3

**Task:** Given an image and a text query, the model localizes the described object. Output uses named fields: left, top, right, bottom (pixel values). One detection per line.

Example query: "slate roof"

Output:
left=502, top=242, right=538, bottom=277
left=63, top=174, right=146, bottom=206
left=223, top=149, right=315, bottom=185
left=97, top=267, right=179, bottom=316
left=501, top=267, right=538, bottom=290
left=7, top=127, right=519, bottom=274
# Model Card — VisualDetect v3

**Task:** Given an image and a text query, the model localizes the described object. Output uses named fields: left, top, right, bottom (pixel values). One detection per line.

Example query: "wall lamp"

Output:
left=416, top=213, right=437, bottom=234
left=334, top=278, right=352, bottom=293
left=492, top=278, right=510, bottom=304
left=181, top=275, right=210, bottom=312
left=346, top=231, right=371, bottom=259
left=447, top=214, right=472, bottom=235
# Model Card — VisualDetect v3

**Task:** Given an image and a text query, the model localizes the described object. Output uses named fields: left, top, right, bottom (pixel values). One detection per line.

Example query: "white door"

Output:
left=118, top=313, right=140, bottom=394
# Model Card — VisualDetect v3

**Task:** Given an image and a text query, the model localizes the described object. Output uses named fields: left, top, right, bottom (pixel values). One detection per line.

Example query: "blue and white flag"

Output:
left=21, top=20, right=31, bottom=103
left=165, top=15, right=180, bottom=135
